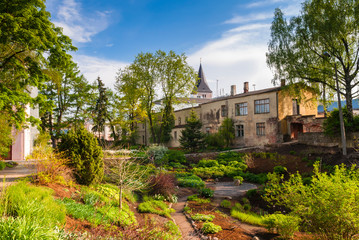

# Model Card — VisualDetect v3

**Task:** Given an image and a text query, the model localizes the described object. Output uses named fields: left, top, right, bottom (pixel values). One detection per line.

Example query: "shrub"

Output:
left=162, top=150, right=186, bottom=165
left=201, top=222, right=222, bottom=234
left=205, top=132, right=225, bottom=149
left=198, top=187, right=214, bottom=198
left=138, top=200, right=175, bottom=218
left=233, top=175, right=244, bottom=183
left=176, top=174, right=205, bottom=188
left=179, top=110, right=205, bottom=152
left=0, top=161, right=5, bottom=171
left=163, top=220, right=182, bottom=239
left=263, top=214, right=300, bottom=239
left=187, top=195, right=211, bottom=204
left=192, top=166, right=225, bottom=179
left=197, top=159, right=219, bottom=168
left=0, top=216, right=59, bottom=240
left=246, top=189, right=258, bottom=198
left=273, top=166, right=287, bottom=174
left=58, top=126, right=103, bottom=185
left=3, top=182, right=66, bottom=228
left=146, top=145, right=168, bottom=166
left=191, top=213, right=215, bottom=222
left=240, top=172, right=268, bottom=184
left=323, top=107, right=359, bottom=136
left=220, top=200, right=232, bottom=209
left=264, top=163, right=359, bottom=240
left=216, top=152, right=246, bottom=165
left=149, top=173, right=177, bottom=197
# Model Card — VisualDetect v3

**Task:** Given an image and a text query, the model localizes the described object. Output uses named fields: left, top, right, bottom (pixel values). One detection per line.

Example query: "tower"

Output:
left=193, top=63, right=212, bottom=99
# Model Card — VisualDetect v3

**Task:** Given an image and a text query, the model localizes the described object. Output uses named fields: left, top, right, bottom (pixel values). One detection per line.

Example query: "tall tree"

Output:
left=266, top=0, right=359, bottom=121
left=0, top=0, right=76, bottom=128
left=219, top=118, right=235, bottom=148
left=92, top=77, right=109, bottom=139
left=179, top=110, right=205, bottom=152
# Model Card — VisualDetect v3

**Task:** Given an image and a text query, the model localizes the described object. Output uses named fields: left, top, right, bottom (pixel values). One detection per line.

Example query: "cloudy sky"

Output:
left=46, top=0, right=302, bottom=96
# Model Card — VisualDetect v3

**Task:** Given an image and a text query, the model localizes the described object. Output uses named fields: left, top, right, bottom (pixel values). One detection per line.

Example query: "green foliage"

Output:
left=176, top=174, right=205, bottom=188
left=216, top=152, right=246, bottom=165
left=231, top=208, right=264, bottom=226
left=201, top=222, right=222, bottom=234
left=92, top=77, right=110, bottom=139
left=219, top=118, right=235, bottom=147
left=246, top=189, right=258, bottom=198
left=233, top=176, right=244, bottom=182
left=0, top=0, right=76, bottom=129
left=162, top=150, right=186, bottom=165
left=220, top=200, right=232, bottom=209
left=187, top=195, right=211, bottom=204
left=138, top=200, right=175, bottom=218
left=0, top=162, right=5, bottom=170
left=198, top=188, right=214, bottom=198
left=191, top=213, right=215, bottom=222
left=240, top=172, right=268, bottom=184
left=179, top=110, right=205, bottom=152
left=146, top=144, right=168, bottom=166
left=58, top=126, right=104, bottom=185
left=3, top=182, right=66, bottom=228
left=264, top=163, right=359, bottom=239
left=0, top=216, right=59, bottom=240
left=289, top=150, right=296, bottom=155
left=0, top=115, right=12, bottom=157
left=163, top=220, right=182, bottom=239
left=323, top=107, right=359, bottom=136
left=263, top=214, right=300, bottom=239
left=205, top=132, right=225, bottom=150
left=273, top=166, right=287, bottom=174
left=197, top=159, right=219, bottom=168
left=193, top=161, right=247, bottom=179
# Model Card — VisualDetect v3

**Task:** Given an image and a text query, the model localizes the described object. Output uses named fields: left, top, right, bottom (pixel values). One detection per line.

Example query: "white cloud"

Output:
left=225, top=13, right=273, bottom=24
left=53, top=0, right=111, bottom=43
left=73, top=55, right=129, bottom=89
left=246, top=0, right=286, bottom=8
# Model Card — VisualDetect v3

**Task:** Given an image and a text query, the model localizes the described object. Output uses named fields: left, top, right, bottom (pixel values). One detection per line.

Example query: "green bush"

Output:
left=0, top=162, right=5, bottom=170
left=187, top=195, right=211, bottom=204
left=264, top=163, right=359, bottom=240
left=220, top=200, right=232, bottom=209
left=198, top=187, right=214, bottom=198
left=273, top=166, right=287, bottom=174
left=245, top=189, right=258, bottom=198
left=197, top=159, right=219, bottom=168
left=201, top=222, right=222, bottom=234
left=192, top=166, right=225, bottom=179
left=216, top=152, right=246, bottom=165
left=162, top=150, right=186, bottom=165
left=191, top=213, right=215, bottom=222
left=58, top=126, right=104, bottom=185
left=176, top=174, right=205, bottom=188
left=233, top=176, right=244, bottom=182
left=323, top=107, right=359, bottom=136
left=205, top=132, right=225, bottom=149
left=146, top=145, right=168, bottom=166
left=4, top=182, right=66, bottom=228
left=240, top=172, right=268, bottom=184
left=263, top=214, right=300, bottom=239
left=138, top=200, right=175, bottom=218
left=0, top=216, right=59, bottom=240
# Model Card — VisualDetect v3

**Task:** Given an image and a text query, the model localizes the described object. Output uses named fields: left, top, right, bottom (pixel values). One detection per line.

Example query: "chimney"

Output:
left=244, top=82, right=249, bottom=93
left=230, top=85, right=236, bottom=96
left=281, top=79, right=286, bottom=87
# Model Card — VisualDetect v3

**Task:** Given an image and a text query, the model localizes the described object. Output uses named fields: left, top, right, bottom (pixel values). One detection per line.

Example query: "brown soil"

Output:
left=44, top=183, right=79, bottom=199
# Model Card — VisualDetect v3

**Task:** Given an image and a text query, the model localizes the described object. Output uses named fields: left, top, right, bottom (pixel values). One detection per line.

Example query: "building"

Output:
left=137, top=65, right=319, bottom=148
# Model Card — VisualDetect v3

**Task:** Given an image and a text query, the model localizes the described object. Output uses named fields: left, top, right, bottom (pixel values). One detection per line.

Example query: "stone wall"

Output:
left=298, top=132, right=359, bottom=148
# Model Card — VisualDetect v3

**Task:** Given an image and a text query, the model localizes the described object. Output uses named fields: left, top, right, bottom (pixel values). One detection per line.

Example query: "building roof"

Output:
left=318, top=99, right=359, bottom=113
left=195, top=63, right=212, bottom=93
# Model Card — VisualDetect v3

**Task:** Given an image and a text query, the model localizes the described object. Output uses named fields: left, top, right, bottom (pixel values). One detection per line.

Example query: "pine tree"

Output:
left=92, top=77, right=109, bottom=139
left=179, top=110, right=205, bottom=152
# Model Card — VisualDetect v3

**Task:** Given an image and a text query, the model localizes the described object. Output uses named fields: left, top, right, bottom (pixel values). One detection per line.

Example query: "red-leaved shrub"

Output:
left=149, top=173, right=177, bottom=197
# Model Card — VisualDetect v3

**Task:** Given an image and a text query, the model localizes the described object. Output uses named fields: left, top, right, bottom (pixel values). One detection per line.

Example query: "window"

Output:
left=254, top=99, right=270, bottom=114
left=235, top=102, right=248, bottom=116
left=174, top=131, right=177, bottom=140
left=236, top=125, right=244, bottom=137
left=178, top=117, right=181, bottom=125
left=292, top=99, right=300, bottom=115
left=221, top=105, right=228, bottom=117
left=142, top=135, right=145, bottom=144
left=256, top=122, right=265, bottom=136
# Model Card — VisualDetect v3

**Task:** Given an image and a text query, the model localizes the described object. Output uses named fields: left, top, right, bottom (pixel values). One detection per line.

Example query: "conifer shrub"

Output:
left=58, top=126, right=104, bottom=185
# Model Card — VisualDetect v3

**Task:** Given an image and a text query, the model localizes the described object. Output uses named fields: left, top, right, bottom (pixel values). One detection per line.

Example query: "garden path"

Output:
left=172, top=196, right=201, bottom=240
left=0, top=161, right=36, bottom=189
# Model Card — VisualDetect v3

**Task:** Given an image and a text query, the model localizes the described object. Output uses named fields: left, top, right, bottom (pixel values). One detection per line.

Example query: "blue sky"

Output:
left=46, top=0, right=302, bottom=96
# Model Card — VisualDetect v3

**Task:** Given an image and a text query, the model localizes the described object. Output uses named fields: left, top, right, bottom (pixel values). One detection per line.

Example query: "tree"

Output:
left=180, top=110, right=205, bottom=152
left=266, top=0, right=359, bottom=121
left=0, top=114, right=12, bottom=157
left=0, top=0, right=76, bottom=129
left=92, top=77, right=109, bottom=140
left=106, top=158, right=149, bottom=210
left=129, top=50, right=197, bottom=144
left=219, top=118, right=235, bottom=148
left=323, top=107, right=359, bottom=136
left=264, top=163, right=359, bottom=240
left=58, top=125, right=104, bottom=185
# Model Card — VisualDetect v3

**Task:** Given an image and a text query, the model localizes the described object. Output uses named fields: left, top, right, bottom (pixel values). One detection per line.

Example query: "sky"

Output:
left=46, top=0, right=303, bottom=97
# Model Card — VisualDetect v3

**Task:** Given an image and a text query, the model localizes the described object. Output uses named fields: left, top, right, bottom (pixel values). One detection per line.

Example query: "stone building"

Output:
left=137, top=65, right=319, bottom=148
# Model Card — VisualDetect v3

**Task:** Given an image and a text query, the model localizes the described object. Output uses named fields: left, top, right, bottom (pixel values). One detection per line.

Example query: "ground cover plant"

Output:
left=191, top=213, right=215, bottom=222
left=176, top=173, right=205, bottom=188
left=138, top=198, right=175, bottom=218
left=201, top=222, right=222, bottom=234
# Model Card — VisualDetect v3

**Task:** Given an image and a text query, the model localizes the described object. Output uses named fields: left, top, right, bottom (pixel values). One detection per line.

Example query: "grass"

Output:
left=191, top=213, right=215, bottom=222
left=138, top=200, right=175, bottom=218
left=176, top=174, right=205, bottom=188
left=230, top=208, right=265, bottom=226
left=187, top=194, right=211, bottom=204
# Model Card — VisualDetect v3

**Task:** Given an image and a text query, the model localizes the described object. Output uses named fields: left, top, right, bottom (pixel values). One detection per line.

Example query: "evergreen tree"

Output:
left=219, top=118, right=235, bottom=148
left=180, top=110, right=205, bottom=152
left=92, top=77, right=109, bottom=139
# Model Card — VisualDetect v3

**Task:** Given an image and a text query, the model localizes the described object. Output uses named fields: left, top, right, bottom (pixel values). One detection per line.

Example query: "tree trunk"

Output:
left=345, top=80, right=353, bottom=122
left=119, top=186, right=123, bottom=211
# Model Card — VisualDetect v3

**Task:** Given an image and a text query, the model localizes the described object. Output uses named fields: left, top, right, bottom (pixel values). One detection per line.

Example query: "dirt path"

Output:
left=172, top=196, right=200, bottom=240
